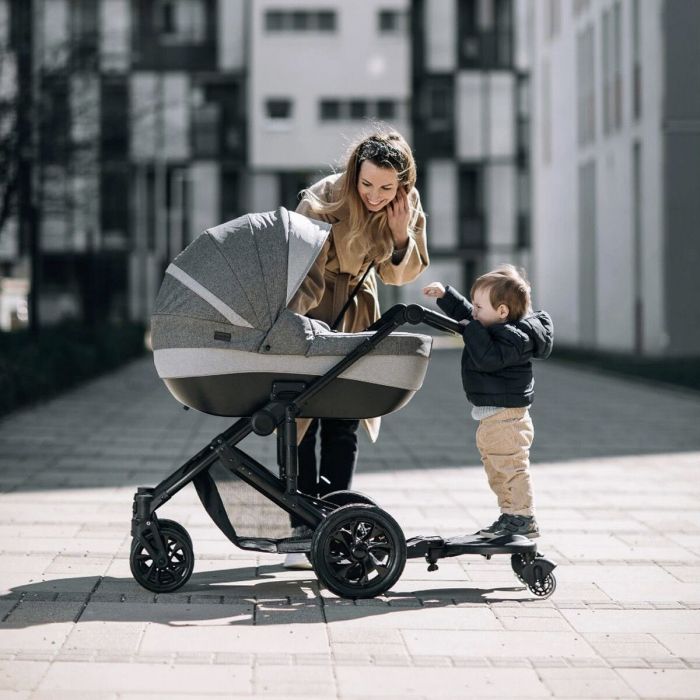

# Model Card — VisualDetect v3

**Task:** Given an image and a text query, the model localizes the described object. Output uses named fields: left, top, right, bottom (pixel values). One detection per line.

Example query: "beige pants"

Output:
left=475, top=407, right=535, bottom=517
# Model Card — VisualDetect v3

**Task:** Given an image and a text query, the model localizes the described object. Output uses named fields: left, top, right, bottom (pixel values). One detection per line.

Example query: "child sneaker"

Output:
left=480, top=514, right=540, bottom=540
left=478, top=513, right=509, bottom=538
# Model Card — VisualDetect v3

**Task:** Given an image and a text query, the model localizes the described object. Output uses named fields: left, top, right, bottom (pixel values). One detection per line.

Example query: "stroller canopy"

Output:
left=154, top=208, right=330, bottom=339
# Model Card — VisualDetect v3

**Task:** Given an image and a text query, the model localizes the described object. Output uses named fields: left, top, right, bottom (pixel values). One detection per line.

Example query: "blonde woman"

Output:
left=285, top=130, right=429, bottom=567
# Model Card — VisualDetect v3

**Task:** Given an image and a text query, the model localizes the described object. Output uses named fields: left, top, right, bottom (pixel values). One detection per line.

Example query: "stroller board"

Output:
left=130, top=209, right=556, bottom=599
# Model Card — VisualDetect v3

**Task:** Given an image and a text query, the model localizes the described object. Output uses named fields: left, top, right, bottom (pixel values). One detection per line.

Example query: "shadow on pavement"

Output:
left=2, top=353, right=700, bottom=495
left=1, top=565, right=529, bottom=629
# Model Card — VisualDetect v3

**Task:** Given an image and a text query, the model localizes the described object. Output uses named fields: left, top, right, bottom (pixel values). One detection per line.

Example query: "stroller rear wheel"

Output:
left=323, top=489, right=377, bottom=507
left=312, top=504, right=406, bottom=599
left=130, top=519, right=194, bottom=593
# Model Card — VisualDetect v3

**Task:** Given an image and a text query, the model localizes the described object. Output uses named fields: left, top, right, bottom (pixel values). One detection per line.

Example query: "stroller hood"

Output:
left=151, top=208, right=331, bottom=354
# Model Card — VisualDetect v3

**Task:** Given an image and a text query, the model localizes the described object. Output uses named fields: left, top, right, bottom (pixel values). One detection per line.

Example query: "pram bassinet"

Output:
left=151, top=207, right=432, bottom=418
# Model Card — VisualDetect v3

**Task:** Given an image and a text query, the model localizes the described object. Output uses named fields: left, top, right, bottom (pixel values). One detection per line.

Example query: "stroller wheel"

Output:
left=130, top=520, right=194, bottom=593
left=323, top=490, right=377, bottom=507
left=312, top=504, right=406, bottom=599
left=510, top=553, right=527, bottom=583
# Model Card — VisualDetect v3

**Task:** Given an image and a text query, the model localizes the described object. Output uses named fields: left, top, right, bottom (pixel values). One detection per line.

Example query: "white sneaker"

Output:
left=283, top=526, right=314, bottom=570
left=283, top=552, right=313, bottom=570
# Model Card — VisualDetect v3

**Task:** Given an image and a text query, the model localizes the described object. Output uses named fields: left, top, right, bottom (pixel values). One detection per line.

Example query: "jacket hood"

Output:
left=518, top=310, right=554, bottom=359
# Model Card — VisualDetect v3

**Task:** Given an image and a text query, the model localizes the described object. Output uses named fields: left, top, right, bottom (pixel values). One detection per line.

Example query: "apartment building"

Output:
left=1, top=0, right=528, bottom=326
left=530, top=0, right=700, bottom=355
left=408, top=0, right=530, bottom=302
left=2, top=0, right=247, bottom=325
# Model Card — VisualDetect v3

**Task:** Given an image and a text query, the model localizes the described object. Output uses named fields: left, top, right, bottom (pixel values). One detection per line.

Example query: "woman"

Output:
left=285, top=130, right=429, bottom=567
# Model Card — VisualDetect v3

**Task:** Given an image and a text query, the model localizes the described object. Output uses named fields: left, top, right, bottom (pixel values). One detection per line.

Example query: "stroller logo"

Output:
left=214, top=331, right=232, bottom=342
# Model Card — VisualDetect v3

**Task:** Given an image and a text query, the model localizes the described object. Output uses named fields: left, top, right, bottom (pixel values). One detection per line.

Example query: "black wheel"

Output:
left=519, top=556, right=557, bottom=599
left=510, top=553, right=526, bottom=583
left=528, top=573, right=556, bottom=598
left=311, top=504, right=406, bottom=599
left=323, top=490, right=377, bottom=507
left=130, top=520, right=194, bottom=593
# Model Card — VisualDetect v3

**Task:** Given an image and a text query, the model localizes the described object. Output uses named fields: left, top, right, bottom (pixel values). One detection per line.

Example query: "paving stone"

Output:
left=401, top=629, right=598, bottom=659
left=617, top=668, right=700, bottom=698
left=536, top=666, right=637, bottom=698
left=36, top=662, right=252, bottom=694
left=1, top=354, right=700, bottom=696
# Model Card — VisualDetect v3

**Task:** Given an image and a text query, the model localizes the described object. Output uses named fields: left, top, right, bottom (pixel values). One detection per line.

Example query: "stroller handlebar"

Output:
left=365, top=304, right=463, bottom=336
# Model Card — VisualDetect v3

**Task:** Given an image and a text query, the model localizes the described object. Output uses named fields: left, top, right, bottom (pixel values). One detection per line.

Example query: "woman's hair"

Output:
left=471, top=264, right=532, bottom=321
left=300, top=129, right=419, bottom=263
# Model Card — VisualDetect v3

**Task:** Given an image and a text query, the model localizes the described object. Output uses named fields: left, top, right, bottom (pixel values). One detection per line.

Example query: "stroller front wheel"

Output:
left=311, top=504, right=406, bottom=599
left=130, top=519, right=194, bottom=593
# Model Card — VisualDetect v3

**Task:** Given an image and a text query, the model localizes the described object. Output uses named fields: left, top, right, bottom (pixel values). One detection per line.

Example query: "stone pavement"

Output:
left=1, top=347, right=700, bottom=699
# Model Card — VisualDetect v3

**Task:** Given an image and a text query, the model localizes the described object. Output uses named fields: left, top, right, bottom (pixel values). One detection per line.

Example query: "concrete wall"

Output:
left=249, top=0, right=411, bottom=171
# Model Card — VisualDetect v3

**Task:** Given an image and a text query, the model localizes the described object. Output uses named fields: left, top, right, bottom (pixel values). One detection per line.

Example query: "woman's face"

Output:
left=357, top=160, right=400, bottom=213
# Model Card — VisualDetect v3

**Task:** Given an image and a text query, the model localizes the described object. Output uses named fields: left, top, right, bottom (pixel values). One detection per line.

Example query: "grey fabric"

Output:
left=166, top=263, right=254, bottom=328
left=151, top=314, right=265, bottom=352
left=205, top=218, right=270, bottom=328
left=152, top=273, right=230, bottom=325
left=152, top=208, right=333, bottom=354
left=167, top=227, right=261, bottom=329
left=153, top=347, right=429, bottom=391
left=247, top=211, right=289, bottom=321
left=286, top=211, right=332, bottom=305
left=258, top=308, right=316, bottom=355
left=307, top=331, right=432, bottom=358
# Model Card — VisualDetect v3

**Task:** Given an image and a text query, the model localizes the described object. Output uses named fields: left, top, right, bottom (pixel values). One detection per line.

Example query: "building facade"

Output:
left=409, top=0, right=531, bottom=303
left=530, top=0, right=700, bottom=356
left=0, top=0, right=526, bottom=328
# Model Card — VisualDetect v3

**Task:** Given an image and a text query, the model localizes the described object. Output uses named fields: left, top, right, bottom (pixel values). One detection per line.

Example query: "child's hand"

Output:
left=423, top=282, right=446, bottom=299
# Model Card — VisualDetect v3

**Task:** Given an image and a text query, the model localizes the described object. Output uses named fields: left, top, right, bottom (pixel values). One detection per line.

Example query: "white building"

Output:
left=530, top=0, right=700, bottom=356
left=407, top=0, right=531, bottom=305
left=246, top=0, right=414, bottom=307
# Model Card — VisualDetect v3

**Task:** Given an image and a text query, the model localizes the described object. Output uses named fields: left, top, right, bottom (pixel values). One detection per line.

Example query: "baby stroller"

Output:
left=130, top=208, right=557, bottom=599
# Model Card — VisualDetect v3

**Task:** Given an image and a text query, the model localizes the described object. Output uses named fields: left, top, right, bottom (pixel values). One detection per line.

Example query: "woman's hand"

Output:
left=422, top=282, right=446, bottom=299
left=387, top=188, right=410, bottom=249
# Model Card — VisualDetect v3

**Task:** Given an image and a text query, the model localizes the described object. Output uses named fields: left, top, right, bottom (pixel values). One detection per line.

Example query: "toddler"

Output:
left=423, top=265, right=553, bottom=539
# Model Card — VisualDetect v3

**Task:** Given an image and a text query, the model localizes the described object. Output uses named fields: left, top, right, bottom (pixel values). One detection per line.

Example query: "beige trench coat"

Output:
left=289, top=173, right=429, bottom=441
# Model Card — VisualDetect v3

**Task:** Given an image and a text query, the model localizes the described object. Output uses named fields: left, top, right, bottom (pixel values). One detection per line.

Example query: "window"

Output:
left=612, top=1, right=622, bottom=129
left=494, top=0, right=513, bottom=66
left=265, top=9, right=336, bottom=32
left=100, top=165, right=129, bottom=241
left=100, top=79, right=129, bottom=159
left=71, top=0, right=99, bottom=68
left=266, top=99, right=292, bottom=120
left=320, top=99, right=341, bottom=120
left=631, top=0, right=641, bottom=119
left=155, top=0, right=206, bottom=43
left=378, top=9, right=406, bottom=33
left=349, top=100, right=368, bottom=119
left=318, top=98, right=398, bottom=122
left=602, top=2, right=622, bottom=135
left=576, top=25, right=595, bottom=146
left=192, top=103, right=220, bottom=157
left=377, top=99, right=396, bottom=120
left=459, top=166, right=484, bottom=248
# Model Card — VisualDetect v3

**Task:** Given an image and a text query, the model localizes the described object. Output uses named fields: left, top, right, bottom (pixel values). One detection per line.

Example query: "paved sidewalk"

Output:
left=1, top=348, right=700, bottom=699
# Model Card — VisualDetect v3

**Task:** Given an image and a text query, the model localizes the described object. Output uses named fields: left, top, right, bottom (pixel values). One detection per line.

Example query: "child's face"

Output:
left=472, top=287, right=509, bottom=326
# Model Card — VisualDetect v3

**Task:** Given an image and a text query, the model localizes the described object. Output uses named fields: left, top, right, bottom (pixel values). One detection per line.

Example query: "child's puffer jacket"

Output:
left=436, top=285, right=554, bottom=407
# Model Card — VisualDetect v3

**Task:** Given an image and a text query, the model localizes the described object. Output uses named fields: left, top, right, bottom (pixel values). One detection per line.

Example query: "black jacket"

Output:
left=437, top=286, right=554, bottom=407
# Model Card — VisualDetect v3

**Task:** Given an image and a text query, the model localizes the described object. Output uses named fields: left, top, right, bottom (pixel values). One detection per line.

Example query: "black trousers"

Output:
left=290, top=418, right=360, bottom=528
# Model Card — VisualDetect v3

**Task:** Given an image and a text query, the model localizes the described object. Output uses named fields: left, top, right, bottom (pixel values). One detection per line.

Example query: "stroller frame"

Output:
left=130, top=304, right=557, bottom=599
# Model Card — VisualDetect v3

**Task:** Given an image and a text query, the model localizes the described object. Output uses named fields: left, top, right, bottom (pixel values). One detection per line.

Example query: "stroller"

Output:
left=130, top=208, right=557, bottom=599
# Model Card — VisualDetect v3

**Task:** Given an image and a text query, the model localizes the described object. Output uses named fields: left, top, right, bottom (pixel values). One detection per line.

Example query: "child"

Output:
left=423, top=265, right=553, bottom=539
